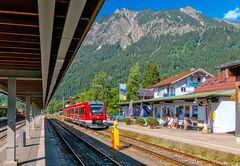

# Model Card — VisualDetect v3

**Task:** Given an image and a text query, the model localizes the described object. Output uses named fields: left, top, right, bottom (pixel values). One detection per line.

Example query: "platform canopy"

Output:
left=0, top=0, right=104, bottom=108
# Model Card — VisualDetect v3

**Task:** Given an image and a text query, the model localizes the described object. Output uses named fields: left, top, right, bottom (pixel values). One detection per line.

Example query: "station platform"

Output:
left=0, top=116, right=59, bottom=166
left=116, top=122, right=240, bottom=156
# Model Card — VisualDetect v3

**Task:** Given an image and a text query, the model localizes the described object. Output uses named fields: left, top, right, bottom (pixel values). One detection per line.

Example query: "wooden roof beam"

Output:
left=0, top=22, right=38, bottom=28
left=0, top=51, right=40, bottom=55
left=0, top=32, right=39, bottom=37
left=0, top=39, right=39, bottom=45
left=0, top=46, right=40, bottom=51
left=0, top=56, right=40, bottom=60
left=0, top=60, right=40, bottom=64
left=0, top=10, right=38, bottom=16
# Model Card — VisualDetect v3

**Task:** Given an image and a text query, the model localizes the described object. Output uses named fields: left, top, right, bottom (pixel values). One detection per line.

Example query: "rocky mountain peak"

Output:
left=180, top=6, right=201, bottom=20
left=84, top=7, right=239, bottom=49
left=114, top=8, right=138, bottom=16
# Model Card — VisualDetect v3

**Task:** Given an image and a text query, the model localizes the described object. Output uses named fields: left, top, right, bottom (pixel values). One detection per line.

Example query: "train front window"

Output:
left=91, top=105, right=103, bottom=115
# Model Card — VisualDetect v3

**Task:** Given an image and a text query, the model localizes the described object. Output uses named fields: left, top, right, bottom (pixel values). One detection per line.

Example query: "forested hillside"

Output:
left=53, top=6, right=240, bottom=100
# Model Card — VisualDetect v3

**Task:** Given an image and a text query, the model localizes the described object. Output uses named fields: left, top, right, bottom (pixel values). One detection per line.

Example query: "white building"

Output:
left=120, top=68, right=236, bottom=133
left=152, top=90, right=235, bottom=133
left=153, top=68, right=213, bottom=98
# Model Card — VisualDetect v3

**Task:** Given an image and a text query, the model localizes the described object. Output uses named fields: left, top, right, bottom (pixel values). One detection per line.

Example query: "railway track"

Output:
left=0, top=120, right=25, bottom=141
left=60, top=119, right=222, bottom=166
left=48, top=118, right=123, bottom=166
left=96, top=129, right=222, bottom=166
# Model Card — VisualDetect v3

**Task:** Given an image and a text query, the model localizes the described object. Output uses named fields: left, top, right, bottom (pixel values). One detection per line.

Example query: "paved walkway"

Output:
left=0, top=117, right=45, bottom=166
left=117, top=122, right=240, bottom=155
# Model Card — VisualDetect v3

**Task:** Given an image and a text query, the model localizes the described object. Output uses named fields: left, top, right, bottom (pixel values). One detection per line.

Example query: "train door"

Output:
left=74, top=108, right=78, bottom=122
left=70, top=109, right=73, bottom=119
left=79, top=107, right=85, bottom=125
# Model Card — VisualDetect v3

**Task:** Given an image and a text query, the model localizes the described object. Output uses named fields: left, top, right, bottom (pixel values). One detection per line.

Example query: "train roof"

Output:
left=63, top=100, right=104, bottom=110
left=86, top=100, right=104, bottom=105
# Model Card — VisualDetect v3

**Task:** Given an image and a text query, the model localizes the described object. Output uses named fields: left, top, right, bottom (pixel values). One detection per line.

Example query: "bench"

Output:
left=190, top=125, right=204, bottom=131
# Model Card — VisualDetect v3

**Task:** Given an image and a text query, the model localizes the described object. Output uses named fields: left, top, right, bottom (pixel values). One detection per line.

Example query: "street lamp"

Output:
left=137, top=88, right=149, bottom=118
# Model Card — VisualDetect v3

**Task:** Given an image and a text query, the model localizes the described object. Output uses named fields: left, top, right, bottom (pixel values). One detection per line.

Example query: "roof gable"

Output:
left=195, top=70, right=236, bottom=93
left=153, top=68, right=212, bottom=88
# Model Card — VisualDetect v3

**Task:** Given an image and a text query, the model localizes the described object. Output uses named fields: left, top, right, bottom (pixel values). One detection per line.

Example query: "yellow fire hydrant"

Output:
left=111, top=120, right=120, bottom=150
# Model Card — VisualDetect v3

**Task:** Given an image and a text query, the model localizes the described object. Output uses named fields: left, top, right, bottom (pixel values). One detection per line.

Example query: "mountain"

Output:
left=54, top=6, right=240, bottom=99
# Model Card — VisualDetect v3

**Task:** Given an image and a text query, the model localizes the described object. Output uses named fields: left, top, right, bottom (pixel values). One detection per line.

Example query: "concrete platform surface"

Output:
left=117, top=122, right=240, bottom=155
left=0, top=116, right=63, bottom=166
left=0, top=117, right=45, bottom=166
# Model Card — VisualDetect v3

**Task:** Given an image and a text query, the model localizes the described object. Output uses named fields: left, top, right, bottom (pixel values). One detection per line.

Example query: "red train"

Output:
left=63, top=100, right=107, bottom=129
left=16, top=109, right=25, bottom=119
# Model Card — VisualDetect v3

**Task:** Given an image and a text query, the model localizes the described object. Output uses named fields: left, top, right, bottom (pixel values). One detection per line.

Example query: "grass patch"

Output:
left=226, top=153, right=240, bottom=164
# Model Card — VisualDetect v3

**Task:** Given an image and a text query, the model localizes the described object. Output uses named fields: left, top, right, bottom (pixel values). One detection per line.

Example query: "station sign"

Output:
left=119, top=84, right=126, bottom=101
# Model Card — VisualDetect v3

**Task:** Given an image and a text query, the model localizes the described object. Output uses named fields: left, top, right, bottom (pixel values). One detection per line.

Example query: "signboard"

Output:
left=119, top=84, right=126, bottom=101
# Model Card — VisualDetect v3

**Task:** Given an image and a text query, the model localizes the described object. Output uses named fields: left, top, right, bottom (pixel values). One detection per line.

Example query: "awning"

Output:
left=119, top=89, right=235, bottom=105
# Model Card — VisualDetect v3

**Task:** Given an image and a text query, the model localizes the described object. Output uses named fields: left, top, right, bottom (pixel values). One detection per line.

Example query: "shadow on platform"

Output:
left=18, top=157, right=45, bottom=165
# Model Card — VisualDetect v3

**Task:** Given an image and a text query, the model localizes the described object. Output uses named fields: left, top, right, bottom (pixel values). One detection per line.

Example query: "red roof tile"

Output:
left=195, top=70, right=236, bottom=93
left=153, top=68, right=207, bottom=88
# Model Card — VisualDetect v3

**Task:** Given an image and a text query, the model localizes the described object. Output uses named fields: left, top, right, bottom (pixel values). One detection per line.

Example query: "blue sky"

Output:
left=97, top=0, right=240, bottom=22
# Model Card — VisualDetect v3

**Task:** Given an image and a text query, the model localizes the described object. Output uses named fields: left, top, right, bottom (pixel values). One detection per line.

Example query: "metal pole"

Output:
left=119, top=86, right=120, bottom=119
left=140, top=90, right=147, bottom=118
left=26, top=96, right=30, bottom=138
left=31, top=103, right=35, bottom=130
left=6, top=77, right=17, bottom=163
left=63, top=96, right=65, bottom=108
left=236, top=83, right=240, bottom=143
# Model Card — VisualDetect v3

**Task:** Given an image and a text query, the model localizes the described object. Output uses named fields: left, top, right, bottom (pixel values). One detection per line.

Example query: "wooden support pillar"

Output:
left=207, top=100, right=213, bottom=133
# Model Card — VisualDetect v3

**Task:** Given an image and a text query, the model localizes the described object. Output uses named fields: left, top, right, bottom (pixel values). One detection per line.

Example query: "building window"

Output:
left=192, top=105, right=198, bottom=119
left=197, top=77, right=201, bottom=82
left=185, top=105, right=190, bottom=117
left=181, top=87, right=186, bottom=92
left=176, top=106, right=184, bottom=120
left=79, top=107, right=85, bottom=116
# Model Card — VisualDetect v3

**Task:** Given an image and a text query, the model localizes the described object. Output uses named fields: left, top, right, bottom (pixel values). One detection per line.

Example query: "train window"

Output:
left=74, top=108, right=78, bottom=115
left=91, top=105, right=103, bottom=115
left=79, top=107, right=85, bottom=116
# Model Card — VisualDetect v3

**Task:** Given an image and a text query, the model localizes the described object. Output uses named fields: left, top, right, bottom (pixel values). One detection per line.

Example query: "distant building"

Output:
left=120, top=67, right=237, bottom=133
left=194, top=67, right=236, bottom=133
left=153, top=68, right=213, bottom=98
left=136, top=88, right=154, bottom=99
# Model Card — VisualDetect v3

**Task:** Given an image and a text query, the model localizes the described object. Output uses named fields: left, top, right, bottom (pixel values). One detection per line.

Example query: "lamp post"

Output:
left=139, top=89, right=148, bottom=118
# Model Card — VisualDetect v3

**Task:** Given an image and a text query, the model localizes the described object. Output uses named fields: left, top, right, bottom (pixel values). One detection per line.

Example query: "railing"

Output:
left=163, top=93, right=175, bottom=97
left=187, top=82, right=201, bottom=87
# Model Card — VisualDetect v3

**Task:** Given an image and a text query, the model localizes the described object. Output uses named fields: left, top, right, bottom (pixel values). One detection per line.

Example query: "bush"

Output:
left=146, top=117, right=159, bottom=126
left=135, top=118, right=145, bottom=126
left=122, top=118, right=133, bottom=125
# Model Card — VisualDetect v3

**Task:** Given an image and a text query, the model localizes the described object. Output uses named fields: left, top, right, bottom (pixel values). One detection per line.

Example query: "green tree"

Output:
left=53, top=101, right=63, bottom=112
left=78, top=88, right=93, bottom=102
left=126, top=63, right=141, bottom=101
left=106, top=87, right=119, bottom=115
left=90, top=71, right=110, bottom=101
left=142, top=63, right=160, bottom=87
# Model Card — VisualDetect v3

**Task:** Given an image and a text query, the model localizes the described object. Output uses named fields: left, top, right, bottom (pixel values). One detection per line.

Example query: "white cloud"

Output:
left=224, top=7, right=240, bottom=20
